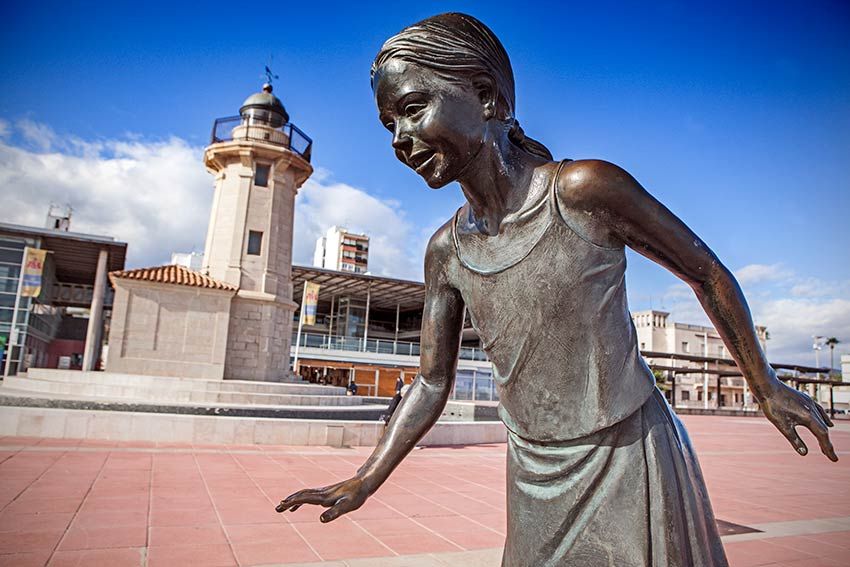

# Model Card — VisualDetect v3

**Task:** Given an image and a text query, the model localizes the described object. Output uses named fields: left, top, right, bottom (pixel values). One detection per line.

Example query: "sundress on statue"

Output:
left=445, top=161, right=728, bottom=566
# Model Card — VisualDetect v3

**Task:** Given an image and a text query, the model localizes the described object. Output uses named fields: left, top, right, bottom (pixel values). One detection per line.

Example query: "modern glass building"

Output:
left=289, top=265, right=497, bottom=401
left=0, top=222, right=127, bottom=377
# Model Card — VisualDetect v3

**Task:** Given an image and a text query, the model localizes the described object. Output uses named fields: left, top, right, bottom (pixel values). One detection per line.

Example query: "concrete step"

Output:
left=0, top=388, right=387, bottom=421
left=25, top=369, right=347, bottom=396
left=0, top=405, right=507, bottom=447
left=4, top=375, right=362, bottom=407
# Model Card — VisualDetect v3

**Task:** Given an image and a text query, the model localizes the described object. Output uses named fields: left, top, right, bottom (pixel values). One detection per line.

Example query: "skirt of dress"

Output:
left=502, top=389, right=728, bottom=567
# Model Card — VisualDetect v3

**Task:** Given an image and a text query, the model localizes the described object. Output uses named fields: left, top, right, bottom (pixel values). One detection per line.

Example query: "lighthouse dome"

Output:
left=239, top=84, right=289, bottom=127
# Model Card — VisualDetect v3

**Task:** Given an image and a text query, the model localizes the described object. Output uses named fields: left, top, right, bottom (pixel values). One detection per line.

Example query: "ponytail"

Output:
left=508, top=119, right=553, bottom=161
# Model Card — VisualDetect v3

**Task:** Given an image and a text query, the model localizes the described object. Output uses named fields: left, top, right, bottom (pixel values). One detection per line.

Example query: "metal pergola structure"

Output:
left=291, top=265, right=425, bottom=312
left=642, top=350, right=845, bottom=417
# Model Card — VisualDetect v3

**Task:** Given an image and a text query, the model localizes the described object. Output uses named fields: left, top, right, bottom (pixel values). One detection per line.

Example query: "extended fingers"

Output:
left=320, top=496, right=356, bottom=523
left=781, top=425, right=808, bottom=456
left=816, top=403, right=835, bottom=428
left=805, top=411, right=838, bottom=462
left=276, top=488, right=330, bottom=513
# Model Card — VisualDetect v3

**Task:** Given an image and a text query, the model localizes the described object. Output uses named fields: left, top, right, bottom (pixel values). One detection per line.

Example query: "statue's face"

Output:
left=374, top=59, right=487, bottom=188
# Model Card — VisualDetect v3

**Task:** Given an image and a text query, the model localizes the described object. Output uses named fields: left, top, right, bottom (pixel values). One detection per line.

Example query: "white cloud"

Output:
left=0, top=120, right=428, bottom=281
left=292, top=172, right=426, bottom=281
left=17, top=119, right=58, bottom=152
left=654, top=269, right=849, bottom=367
left=753, top=298, right=850, bottom=366
left=0, top=119, right=10, bottom=140
left=734, top=263, right=789, bottom=286
left=0, top=123, right=211, bottom=267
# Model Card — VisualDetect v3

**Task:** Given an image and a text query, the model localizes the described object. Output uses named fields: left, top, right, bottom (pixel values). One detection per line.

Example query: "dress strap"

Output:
left=547, top=159, right=571, bottom=213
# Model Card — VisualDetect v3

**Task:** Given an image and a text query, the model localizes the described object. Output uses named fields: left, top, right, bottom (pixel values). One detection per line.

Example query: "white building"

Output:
left=170, top=251, right=204, bottom=271
left=632, top=310, right=768, bottom=410
left=313, top=226, right=369, bottom=274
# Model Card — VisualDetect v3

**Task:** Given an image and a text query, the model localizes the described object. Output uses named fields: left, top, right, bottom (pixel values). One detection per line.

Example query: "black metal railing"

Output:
left=210, top=116, right=313, bottom=162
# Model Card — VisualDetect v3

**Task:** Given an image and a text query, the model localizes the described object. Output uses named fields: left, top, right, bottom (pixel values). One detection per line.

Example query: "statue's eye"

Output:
left=384, top=121, right=395, bottom=133
left=404, top=103, right=426, bottom=117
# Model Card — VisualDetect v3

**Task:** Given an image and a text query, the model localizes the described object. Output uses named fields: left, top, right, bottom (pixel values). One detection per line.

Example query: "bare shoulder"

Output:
left=555, top=159, right=642, bottom=213
left=424, top=217, right=457, bottom=282
left=550, top=159, right=645, bottom=247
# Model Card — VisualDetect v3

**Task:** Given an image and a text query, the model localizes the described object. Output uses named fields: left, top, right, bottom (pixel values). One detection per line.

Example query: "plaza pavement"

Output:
left=0, top=415, right=847, bottom=566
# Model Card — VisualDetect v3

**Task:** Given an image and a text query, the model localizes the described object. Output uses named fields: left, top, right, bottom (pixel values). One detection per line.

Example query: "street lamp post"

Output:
left=812, top=336, right=826, bottom=401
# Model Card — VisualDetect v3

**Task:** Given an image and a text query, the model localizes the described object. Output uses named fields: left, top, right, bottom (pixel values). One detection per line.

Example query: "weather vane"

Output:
left=263, top=55, right=279, bottom=87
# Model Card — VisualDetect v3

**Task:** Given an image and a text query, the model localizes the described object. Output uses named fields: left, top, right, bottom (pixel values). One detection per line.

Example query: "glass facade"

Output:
left=335, top=296, right=367, bottom=338
left=0, top=236, right=34, bottom=376
left=453, top=367, right=498, bottom=402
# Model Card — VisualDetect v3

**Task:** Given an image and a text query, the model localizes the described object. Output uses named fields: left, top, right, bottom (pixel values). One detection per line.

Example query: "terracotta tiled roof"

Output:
left=109, top=265, right=237, bottom=291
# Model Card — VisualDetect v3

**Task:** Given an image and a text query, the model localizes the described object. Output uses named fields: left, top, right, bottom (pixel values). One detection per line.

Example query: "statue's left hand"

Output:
left=760, top=381, right=838, bottom=461
left=276, top=476, right=371, bottom=523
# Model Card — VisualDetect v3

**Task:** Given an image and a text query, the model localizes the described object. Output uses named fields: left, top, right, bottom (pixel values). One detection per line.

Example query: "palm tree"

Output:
left=825, top=337, right=840, bottom=375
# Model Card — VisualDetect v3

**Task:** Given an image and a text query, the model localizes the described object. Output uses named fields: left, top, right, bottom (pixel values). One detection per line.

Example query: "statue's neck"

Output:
left=458, top=138, right=547, bottom=236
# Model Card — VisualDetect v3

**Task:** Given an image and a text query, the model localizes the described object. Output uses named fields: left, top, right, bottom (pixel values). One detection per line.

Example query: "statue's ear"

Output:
left=471, top=73, right=498, bottom=119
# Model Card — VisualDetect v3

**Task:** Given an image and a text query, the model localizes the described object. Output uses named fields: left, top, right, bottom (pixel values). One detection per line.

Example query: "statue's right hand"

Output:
left=275, top=476, right=371, bottom=523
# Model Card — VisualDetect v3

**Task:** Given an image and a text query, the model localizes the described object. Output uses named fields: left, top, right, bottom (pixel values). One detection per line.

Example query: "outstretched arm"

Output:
left=277, top=223, right=466, bottom=521
left=557, top=159, right=837, bottom=461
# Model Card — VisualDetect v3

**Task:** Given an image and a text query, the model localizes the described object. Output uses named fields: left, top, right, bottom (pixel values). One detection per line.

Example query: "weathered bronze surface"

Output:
left=278, top=13, right=837, bottom=566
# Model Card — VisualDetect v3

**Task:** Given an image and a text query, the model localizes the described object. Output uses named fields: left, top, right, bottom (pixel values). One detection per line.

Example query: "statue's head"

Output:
left=372, top=12, right=551, bottom=188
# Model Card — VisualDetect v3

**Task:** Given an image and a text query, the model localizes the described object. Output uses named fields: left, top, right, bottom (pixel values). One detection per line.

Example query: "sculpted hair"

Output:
left=372, top=12, right=553, bottom=161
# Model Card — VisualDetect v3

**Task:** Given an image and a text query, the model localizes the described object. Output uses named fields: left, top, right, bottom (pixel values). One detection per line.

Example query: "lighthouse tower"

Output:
left=203, top=82, right=313, bottom=381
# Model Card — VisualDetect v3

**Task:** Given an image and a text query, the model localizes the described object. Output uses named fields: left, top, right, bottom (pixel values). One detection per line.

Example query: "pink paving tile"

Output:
left=73, top=510, right=148, bottom=528
left=377, top=532, right=463, bottom=555
left=224, top=523, right=295, bottom=544
left=148, top=525, right=228, bottom=547
left=80, top=495, right=148, bottom=512
left=48, top=547, right=144, bottom=566
left=0, top=529, right=64, bottom=553
left=804, top=530, right=850, bottom=549
left=0, top=550, right=52, bottom=567
left=4, top=497, right=83, bottom=515
left=215, top=500, right=281, bottom=525
left=58, top=525, right=147, bottom=551
left=294, top=519, right=392, bottom=561
left=354, top=517, right=427, bottom=538
left=0, top=511, right=74, bottom=533
left=347, top=499, right=405, bottom=521
left=776, top=558, right=846, bottom=567
left=231, top=541, right=320, bottom=566
left=149, top=506, right=219, bottom=527
left=431, top=523, right=505, bottom=551
left=769, top=535, right=850, bottom=564
left=146, top=543, right=237, bottom=567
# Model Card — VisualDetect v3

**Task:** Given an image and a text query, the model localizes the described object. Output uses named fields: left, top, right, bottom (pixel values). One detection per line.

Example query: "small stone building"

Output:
left=106, top=265, right=236, bottom=380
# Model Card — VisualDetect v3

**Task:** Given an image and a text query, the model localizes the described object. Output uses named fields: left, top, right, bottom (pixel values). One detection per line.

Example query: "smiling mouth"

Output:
left=408, top=151, right=435, bottom=173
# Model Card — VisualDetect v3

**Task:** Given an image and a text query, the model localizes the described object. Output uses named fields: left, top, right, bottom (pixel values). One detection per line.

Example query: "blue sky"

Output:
left=0, top=0, right=848, bottom=363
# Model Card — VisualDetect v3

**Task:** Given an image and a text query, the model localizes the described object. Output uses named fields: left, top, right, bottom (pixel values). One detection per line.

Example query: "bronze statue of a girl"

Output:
left=278, top=13, right=836, bottom=566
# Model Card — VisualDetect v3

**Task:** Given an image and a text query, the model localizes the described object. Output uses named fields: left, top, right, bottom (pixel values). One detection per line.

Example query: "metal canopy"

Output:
left=0, top=223, right=127, bottom=285
left=291, top=265, right=425, bottom=311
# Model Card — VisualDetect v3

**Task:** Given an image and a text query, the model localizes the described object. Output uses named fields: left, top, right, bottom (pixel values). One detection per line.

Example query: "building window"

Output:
left=640, top=342, right=645, bottom=350
left=254, top=164, right=271, bottom=187
left=247, top=231, right=263, bottom=255
left=681, top=341, right=689, bottom=353
left=681, top=391, right=690, bottom=401
left=697, top=391, right=703, bottom=401
left=718, top=345, right=724, bottom=357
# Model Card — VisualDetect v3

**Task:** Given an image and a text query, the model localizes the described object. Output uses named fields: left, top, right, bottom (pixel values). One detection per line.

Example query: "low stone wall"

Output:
left=0, top=406, right=507, bottom=448
left=674, top=407, right=764, bottom=417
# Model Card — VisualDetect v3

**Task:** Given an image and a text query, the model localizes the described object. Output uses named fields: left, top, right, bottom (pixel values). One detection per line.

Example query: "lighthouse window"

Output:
left=254, top=164, right=270, bottom=187
left=247, top=231, right=263, bottom=255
